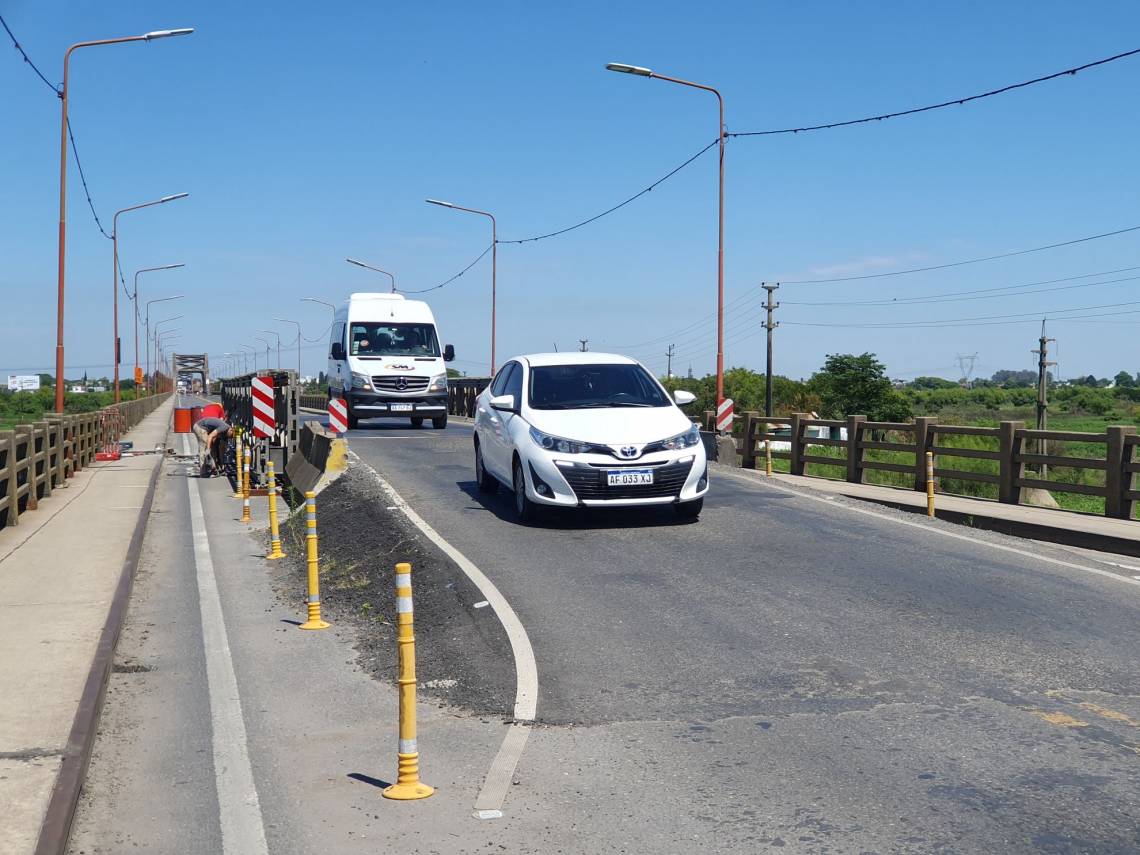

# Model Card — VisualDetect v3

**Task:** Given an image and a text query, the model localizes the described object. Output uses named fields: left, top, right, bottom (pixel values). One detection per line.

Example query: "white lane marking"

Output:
left=352, top=453, right=538, bottom=817
left=716, top=468, right=1140, bottom=590
left=187, top=477, right=270, bottom=854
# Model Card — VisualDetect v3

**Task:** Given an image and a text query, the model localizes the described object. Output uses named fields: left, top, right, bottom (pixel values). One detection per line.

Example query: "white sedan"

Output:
left=473, top=353, right=708, bottom=522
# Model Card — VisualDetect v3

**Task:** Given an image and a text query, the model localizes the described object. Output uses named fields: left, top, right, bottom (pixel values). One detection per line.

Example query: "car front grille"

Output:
left=560, top=459, right=694, bottom=501
left=372, top=375, right=430, bottom=392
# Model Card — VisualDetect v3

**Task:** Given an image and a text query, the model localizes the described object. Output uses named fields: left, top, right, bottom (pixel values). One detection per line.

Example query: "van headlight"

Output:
left=660, top=424, right=701, bottom=450
left=351, top=372, right=372, bottom=391
left=428, top=372, right=447, bottom=392
left=529, top=426, right=594, bottom=454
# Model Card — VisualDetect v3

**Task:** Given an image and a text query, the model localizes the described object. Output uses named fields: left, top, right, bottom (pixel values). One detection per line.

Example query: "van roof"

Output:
left=348, top=292, right=405, bottom=302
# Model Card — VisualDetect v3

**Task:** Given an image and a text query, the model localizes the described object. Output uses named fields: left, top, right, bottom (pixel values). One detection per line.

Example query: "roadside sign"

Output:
left=252, top=375, right=276, bottom=438
left=716, top=397, right=734, bottom=432
left=328, top=398, right=348, bottom=434
left=7, top=375, right=40, bottom=391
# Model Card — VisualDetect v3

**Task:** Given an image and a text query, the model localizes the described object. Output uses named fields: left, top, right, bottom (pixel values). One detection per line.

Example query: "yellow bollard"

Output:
left=265, top=460, right=286, bottom=560
left=231, top=429, right=244, bottom=498
left=765, top=437, right=773, bottom=477
left=241, top=445, right=252, bottom=524
left=926, top=450, right=935, bottom=517
left=299, top=491, right=330, bottom=630
left=383, top=562, right=433, bottom=800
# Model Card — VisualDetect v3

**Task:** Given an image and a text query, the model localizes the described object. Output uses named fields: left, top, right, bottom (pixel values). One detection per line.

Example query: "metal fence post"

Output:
left=1104, top=425, right=1137, bottom=519
left=845, top=414, right=866, bottom=484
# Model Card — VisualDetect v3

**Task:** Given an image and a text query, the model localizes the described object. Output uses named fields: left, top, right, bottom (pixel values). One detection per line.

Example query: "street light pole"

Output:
left=153, top=323, right=182, bottom=391
left=259, top=329, right=282, bottom=369
left=133, top=264, right=184, bottom=398
left=238, top=344, right=255, bottom=374
left=425, top=199, right=497, bottom=375
left=112, top=194, right=188, bottom=403
left=144, top=296, right=183, bottom=394
left=54, top=27, right=194, bottom=412
left=346, top=257, right=397, bottom=292
left=274, top=318, right=303, bottom=380
left=255, top=336, right=272, bottom=373
left=606, top=62, right=727, bottom=413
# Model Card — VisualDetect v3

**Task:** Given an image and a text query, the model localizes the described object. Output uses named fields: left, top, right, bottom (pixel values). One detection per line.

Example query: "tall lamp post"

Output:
left=133, top=264, right=184, bottom=397
left=255, top=336, right=272, bottom=372
left=259, top=329, right=282, bottom=369
left=274, top=318, right=303, bottom=380
left=144, top=297, right=182, bottom=394
left=346, top=257, right=396, bottom=292
left=425, top=199, right=497, bottom=375
left=112, top=194, right=188, bottom=402
left=239, top=343, right=257, bottom=374
left=154, top=325, right=182, bottom=392
left=606, top=62, right=727, bottom=415
left=54, top=26, right=193, bottom=412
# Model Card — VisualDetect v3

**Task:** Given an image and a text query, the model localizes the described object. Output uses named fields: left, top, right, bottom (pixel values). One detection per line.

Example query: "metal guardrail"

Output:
left=706, top=410, right=1139, bottom=520
left=448, top=378, right=490, bottom=417
left=0, top=394, right=172, bottom=528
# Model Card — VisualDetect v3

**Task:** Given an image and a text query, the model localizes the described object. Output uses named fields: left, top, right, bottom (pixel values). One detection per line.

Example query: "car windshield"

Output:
left=528, top=363, right=671, bottom=410
left=348, top=323, right=440, bottom=357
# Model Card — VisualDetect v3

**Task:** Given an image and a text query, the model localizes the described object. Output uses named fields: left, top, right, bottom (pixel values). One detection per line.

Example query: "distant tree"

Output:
left=910, top=376, right=958, bottom=390
left=810, top=353, right=911, bottom=421
left=446, top=368, right=463, bottom=378
left=1113, top=371, right=1135, bottom=388
left=990, top=369, right=1037, bottom=388
left=37, top=373, right=54, bottom=388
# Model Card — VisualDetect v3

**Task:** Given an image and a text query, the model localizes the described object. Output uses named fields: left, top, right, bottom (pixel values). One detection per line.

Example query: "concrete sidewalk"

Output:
left=726, top=466, right=1140, bottom=557
left=0, top=399, right=173, bottom=855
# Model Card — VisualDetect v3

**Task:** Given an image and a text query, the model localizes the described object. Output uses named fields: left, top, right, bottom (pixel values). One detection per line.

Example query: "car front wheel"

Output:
left=512, top=458, right=539, bottom=524
left=475, top=441, right=498, bottom=494
left=674, top=498, right=703, bottom=520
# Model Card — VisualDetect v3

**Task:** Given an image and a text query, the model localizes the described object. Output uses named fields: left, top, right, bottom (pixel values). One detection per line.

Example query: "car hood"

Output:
left=526, top=406, right=693, bottom=446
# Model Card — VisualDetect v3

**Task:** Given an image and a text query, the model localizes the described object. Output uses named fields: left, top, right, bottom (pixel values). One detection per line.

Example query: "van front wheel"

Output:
left=411, top=417, right=424, bottom=428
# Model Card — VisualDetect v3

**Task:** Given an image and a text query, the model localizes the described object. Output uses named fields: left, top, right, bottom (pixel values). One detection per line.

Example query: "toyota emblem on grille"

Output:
left=619, top=446, right=638, bottom=458
left=395, top=376, right=409, bottom=390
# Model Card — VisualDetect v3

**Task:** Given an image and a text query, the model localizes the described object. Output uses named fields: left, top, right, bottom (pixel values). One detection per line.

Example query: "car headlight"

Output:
left=529, top=426, right=593, bottom=454
left=427, top=372, right=447, bottom=392
left=351, top=371, right=372, bottom=391
left=660, top=424, right=701, bottom=450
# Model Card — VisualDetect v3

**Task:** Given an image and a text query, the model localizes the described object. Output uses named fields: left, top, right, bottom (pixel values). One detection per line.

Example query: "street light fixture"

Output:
left=144, top=296, right=183, bottom=394
left=53, top=26, right=194, bottom=412
left=154, top=324, right=182, bottom=389
left=274, top=318, right=303, bottom=380
left=112, top=193, right=189, bottom=402
left=425, top=198, right=497, bottom=374
left=259, top=329, right=282, bottom=369
left=606, top=61, right=728, bottom=416
left=346, top=257, right=396, bottom=293
left=133, top=264, right=184, bottom=396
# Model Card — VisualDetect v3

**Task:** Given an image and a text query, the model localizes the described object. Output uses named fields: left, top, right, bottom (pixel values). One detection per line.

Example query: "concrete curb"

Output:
left=33, top=425, right=167, bottom=854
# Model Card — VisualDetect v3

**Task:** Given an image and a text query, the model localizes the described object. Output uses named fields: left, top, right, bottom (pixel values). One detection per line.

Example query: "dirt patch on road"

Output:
left=272, top=464, right=516, bottom=718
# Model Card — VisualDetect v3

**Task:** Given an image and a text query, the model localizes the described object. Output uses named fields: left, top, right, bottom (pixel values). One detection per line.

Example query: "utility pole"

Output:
left=763, top=283, right=779, bottom=417
left=1031, top=319, right=1057, bottom=479
left=665, top=344, right=675, bottom=378
left=578, top=339, right=589, bottom=352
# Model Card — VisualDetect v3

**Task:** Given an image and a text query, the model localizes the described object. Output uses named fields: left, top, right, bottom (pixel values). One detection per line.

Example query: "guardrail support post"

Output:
left=1105, top=425, right=1137, bottom=519
left=845, top=415, right=866, bottom=484
left=998, top=421, right=1024, bottom=505
left=2, top=431, right=17, bottom=527
left=300, top=490, right=330, bottom=630
left=912, top=417, right=936, bottom=492
left=926, top=451, right=936, bottom=517
left=789, top=413, right=808, bottom=477
left=241, top=445, right=252, bottom=524
left=383, top=561, right=434, bottom=800
left=265, top=460, right=286, bottom=559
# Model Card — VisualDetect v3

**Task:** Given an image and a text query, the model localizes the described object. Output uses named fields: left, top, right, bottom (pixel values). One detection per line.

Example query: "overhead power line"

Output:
left=0, top=12, right=60, bottom=93
left=782, top=225, right=1140, bottom=285
left=782, top=297, right=1140, bottom=328
left=729, top=47, right=1140, bottom=138
left=399, top=243, right=494, bottom=294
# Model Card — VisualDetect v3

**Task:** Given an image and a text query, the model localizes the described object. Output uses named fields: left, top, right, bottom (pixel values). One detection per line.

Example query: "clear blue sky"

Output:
left=3, top=1, right=1138, bottom=383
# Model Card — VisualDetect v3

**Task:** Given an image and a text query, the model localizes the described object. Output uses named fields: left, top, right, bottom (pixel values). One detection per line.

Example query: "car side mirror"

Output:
left=331, top=342, right=345, bottom=361
left=673, top=389, right=696, bottom=406
left=444, top=344, right=455, bottom=362
left=489, top=393, right=516, bottom=413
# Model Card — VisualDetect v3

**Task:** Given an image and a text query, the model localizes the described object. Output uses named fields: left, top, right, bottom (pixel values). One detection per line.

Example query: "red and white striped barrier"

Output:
left=328, top=397, right=348, bottom=434
left=252, top=375, right=276, bottom=438
left=716, top=397, right=734, bottom=432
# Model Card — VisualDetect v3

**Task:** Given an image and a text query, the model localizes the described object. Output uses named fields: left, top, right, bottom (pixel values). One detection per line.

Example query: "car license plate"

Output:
left=607, top=469, right=653, bottom=487
left=390, top=403, right=413, bottom=412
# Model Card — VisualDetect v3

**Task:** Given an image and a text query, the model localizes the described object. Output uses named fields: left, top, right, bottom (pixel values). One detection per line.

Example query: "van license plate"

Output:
left=607, top=469, right=653, bottom=486
left=390, top=403, right=413, bottom=412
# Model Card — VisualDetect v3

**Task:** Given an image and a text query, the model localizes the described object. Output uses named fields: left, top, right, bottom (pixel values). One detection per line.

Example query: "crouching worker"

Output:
left=192, top=416, right=231, bottom=477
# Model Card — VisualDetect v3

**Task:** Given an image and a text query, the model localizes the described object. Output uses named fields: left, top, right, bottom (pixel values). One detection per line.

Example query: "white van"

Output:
left=327, top=293, right=455, bottom=429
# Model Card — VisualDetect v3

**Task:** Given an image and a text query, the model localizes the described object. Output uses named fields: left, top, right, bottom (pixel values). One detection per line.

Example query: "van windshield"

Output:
left=348, top=323, right=440, bottom=357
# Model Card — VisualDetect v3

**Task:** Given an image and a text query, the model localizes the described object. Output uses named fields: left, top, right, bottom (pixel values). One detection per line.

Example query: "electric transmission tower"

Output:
left=956, top=353, right=979, bottom=387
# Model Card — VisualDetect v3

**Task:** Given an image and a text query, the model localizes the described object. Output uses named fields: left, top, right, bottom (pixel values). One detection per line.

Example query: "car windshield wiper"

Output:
left=606, top=402, right=654, bottom=408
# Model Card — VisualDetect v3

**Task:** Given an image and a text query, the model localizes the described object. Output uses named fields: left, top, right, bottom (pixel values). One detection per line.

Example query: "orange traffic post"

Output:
left=241, top=444, right=251, bottom=524
left=926, top=451, right=936, bottom=517
left=265, top=459, right=286, bottom=559
left=231, top=429, right=244, bottom=498
left=383, top=562, right=433, bottom=800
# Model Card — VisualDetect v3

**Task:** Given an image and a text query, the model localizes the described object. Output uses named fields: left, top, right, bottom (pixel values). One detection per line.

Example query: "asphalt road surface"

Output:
left=70, top=409, right=1140, bottom=854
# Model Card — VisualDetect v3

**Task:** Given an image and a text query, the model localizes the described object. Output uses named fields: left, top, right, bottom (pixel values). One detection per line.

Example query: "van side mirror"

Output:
left=331, top=342, right=345, bottom=361
left=444, top=344, right=455, bottom=362
left=673, top=390, right=696, bottom=406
